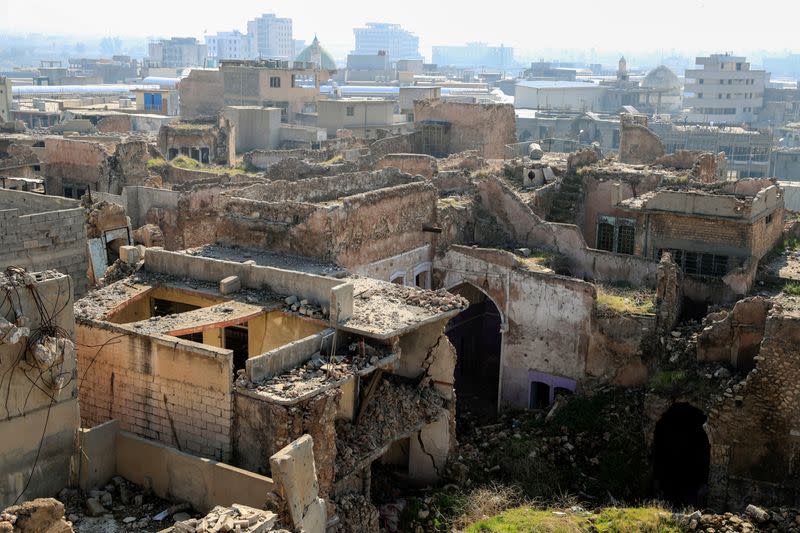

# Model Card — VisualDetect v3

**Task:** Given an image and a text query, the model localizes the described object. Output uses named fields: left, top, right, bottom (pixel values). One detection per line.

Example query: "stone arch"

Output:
left=652, top=402, right=711, bottom=507
left=445, top=281, right=504, bottom=421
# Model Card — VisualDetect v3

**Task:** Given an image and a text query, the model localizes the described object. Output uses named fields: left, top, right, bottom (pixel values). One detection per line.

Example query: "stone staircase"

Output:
left=548, top=172, right=584, bottom=224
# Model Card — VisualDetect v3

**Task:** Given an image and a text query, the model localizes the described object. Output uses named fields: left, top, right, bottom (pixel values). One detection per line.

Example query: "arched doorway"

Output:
left=445, top=283, right=502, bottom=422
left=652, top=403, right=711, bottom=507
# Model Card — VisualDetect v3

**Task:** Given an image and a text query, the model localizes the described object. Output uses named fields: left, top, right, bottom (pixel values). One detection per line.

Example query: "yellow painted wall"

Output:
left=246, top=311, right=325, bottom=357
left=107, top=287, right=226, bottom=324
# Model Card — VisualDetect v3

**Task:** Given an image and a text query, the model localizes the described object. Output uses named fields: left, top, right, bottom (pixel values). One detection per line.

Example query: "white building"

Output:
left=352, top=23, right=421, bottom=60
left=684, top=54, right=768, bottom=124
left=0, top=77, right=11, bottom=123
left=432, top=42, right=513, bottom=69
left=206, top=31, right=248, bottom=60
left=514, top=80, right=607, bottom=112
left=148, top=38, right=208, bottom=68
left=247, top=13, right=293, bottom=60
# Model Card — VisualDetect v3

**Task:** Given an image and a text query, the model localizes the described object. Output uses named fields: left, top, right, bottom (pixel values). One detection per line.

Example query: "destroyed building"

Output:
left=74, top=246, right=463, bottom=517
left=4, top=69, right=800, bottom=530
left=158, top=115, right=236, bottom=166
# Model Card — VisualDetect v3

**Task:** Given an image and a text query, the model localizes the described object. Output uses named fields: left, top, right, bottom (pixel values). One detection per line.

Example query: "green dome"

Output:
left=296, top=36, right=336, bottom=71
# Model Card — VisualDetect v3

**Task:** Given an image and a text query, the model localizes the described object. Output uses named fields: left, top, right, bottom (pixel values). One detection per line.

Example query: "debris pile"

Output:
left=0, top=498, right=74, bottom=533
left=282, top=294, right=328, bottom=319
left=333, top=493, right=380, bottom=533
left=169, top=504, right=282, bottom=533
left=354, top=279, right=468, bottom=315
left=58, top=478, right=176, bottom=532
left=239, top=342, right=394, bottom=400
left=675, top=504, right=800, bottom=532
left=101, top=258, right=139, bottom=286
left=335, top=378, right=446, bottom=477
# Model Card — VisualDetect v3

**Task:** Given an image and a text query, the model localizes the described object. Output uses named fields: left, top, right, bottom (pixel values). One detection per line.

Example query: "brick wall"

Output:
left=649, top=213, right=751, bottom=256
left=0, top=196, right=88, bottom=296
left=750, top=208, right=785, bottom=259
left=77, top=325, right=234, bottom=461
left=649, top=209, right=783, bottom=262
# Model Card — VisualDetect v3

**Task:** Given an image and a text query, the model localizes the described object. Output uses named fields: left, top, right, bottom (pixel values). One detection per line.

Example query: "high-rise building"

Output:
left=246, top=13, right=293, bottom=60
left=0, top=77, right=12, bottom=123
left=148, top=38, right=208, bottom=68
left=352, top=23, right=421, bottom=60
left=431, top=42, right=513, bottom=69
left=684, top=53, right=769, bottom=124
left=206, top=31, right=248, bottom=60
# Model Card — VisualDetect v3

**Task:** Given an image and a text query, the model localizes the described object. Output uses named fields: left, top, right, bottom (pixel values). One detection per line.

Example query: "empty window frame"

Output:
left=596, top=216, right=636, bottom=255
left=269, top=76, right=281, bottom=88
left=658, top=249, right=729, bottom=277
left=346, top=106, right=355, bottom=117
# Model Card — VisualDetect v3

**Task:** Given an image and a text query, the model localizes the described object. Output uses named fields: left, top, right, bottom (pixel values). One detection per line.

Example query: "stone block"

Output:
left=219, top=275, right=241, bottom=295
left=269, top=435, right=324, bottom=533
left=119, top=245, right=140, bottom=264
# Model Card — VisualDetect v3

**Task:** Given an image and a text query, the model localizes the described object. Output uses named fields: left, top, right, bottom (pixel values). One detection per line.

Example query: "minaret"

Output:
left=618, top=56, right=628, bottom=81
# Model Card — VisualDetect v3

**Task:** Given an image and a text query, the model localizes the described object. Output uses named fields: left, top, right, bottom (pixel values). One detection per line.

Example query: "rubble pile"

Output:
left=100, top=258, right=139, bottom=286
left=333, top=493, right=380, bottom=533
left=335, top=378, right=446, bottom=477
left=0, top=498, right=73, bottom=533
left=238, top=342, right=393, bottom=400
left=169, top=504, right=283, bottom=533
left=675, top=504, right=800, bottom=532
left=452, top=388, right=649, bottom=502
left=282, top=294, right=328, bottom=319
left=358, top=283, right=468, bottom=315
left=58, top=478, right=176, bottom=532
left=660, top=320, right=701, bottom=366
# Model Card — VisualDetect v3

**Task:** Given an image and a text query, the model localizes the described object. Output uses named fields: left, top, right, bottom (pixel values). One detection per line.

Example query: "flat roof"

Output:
left=516, top=80, right=601, bottom=89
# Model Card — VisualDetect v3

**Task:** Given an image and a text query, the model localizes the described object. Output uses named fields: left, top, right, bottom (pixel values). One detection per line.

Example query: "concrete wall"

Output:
left=247, top=329, right=333, bottom=382
left=77, top=422, right=276, bottom=513
left=317, top=100, right=395, bottom=136
left=224, top=106, right=281, bottom=153
left=0, top=272, right=80, bottom=507
left=353, top=245, right=433, bottom=287
left=116, top=431, right=275, bottom=512
left=122, top=186, right=180, bottom=229
left=143, top=249, right=353, bottom=321
left=76, top=324, right=235, bottom=461
left=0, top=190, right=89, bottom=296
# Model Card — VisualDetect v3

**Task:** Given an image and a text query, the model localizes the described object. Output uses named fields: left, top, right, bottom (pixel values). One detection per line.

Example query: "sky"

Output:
left=1, top=0, right=799, bottom=62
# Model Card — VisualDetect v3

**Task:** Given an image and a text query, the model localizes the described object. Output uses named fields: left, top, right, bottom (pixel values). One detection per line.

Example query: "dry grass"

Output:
left=596, top=285, right=656, bottom=316
left=450, top=485, right=524, bottom=530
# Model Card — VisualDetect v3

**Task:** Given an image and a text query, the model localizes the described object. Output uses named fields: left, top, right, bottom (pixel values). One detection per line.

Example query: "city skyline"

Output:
left=2, top=0, right=800, bottom=64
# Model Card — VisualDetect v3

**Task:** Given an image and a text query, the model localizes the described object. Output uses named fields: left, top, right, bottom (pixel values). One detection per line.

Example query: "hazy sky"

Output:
left=1, top=0, right=799, bottom=61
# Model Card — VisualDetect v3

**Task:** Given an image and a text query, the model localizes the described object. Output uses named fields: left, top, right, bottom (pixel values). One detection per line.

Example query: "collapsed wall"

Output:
left=706, top=306, right=800, bottom=510
left=0, top=190, right=89, bottom=296
left=0, top=270, right=79, bottom=507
